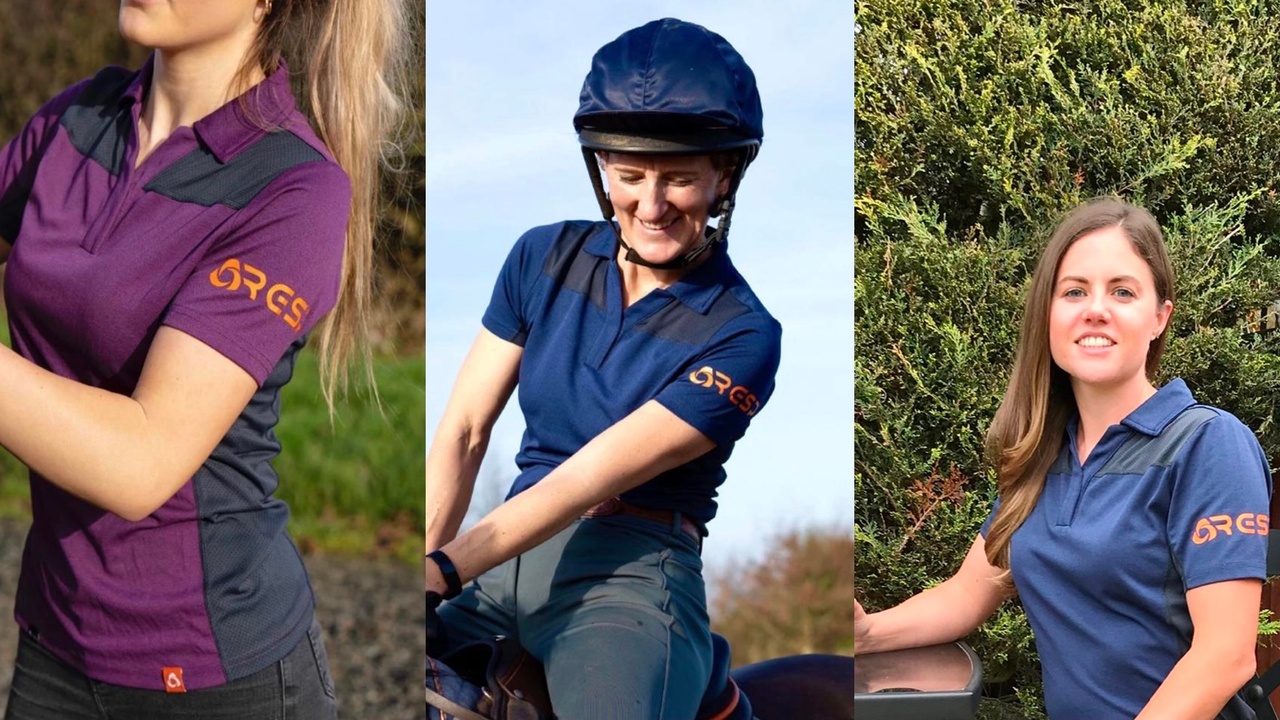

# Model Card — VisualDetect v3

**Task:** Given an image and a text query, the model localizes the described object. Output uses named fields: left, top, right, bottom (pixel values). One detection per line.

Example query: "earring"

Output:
left=265, top=0, right=273, bottom=14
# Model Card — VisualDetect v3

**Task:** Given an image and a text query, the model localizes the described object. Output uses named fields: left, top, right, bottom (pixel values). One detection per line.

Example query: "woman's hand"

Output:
left=849, top=535, right=1010, bottom=655
left=854, top=597, right=871, bottom=655
left=425, top=589, right=447, bottom=658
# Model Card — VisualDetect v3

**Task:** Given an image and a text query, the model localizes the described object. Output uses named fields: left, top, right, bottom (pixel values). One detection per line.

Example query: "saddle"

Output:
left=425, top=632, right=753, bottom=720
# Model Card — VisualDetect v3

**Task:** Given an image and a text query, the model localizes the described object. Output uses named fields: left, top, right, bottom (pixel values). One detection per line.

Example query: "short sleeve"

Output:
left=654, top=315, right=782, bottom=446
left=162, top=162, right=351, bottom=385
left=0, top=79, right=89, bottom=242
left=1167, top=413, right=1272, bottom=590
left=481, top=228, right=548, bottom=346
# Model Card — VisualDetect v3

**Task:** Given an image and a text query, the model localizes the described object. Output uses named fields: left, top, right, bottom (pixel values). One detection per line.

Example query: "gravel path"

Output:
left=0, top=516, right=424, bottom=719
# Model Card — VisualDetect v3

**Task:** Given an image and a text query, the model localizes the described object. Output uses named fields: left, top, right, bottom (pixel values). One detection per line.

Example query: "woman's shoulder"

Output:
left=714, top=257, right=782, bottom=338
left=516, top=219, right=606, bottom=248
left=505, top=219, right=609, bottom=266
left=1161, top=388, right=1265, bottom=458
left=31, top=65, right=137, bottom=123
left=1159, top=389, right=1271, bottom=500
left=1182, top=404, right=1260, bottom=442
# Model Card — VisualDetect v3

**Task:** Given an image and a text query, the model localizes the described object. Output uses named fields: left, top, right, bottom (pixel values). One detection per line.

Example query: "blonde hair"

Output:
left=983, top=197, right=1175, bottom=582
left=236, top=0, right=414, bottom=410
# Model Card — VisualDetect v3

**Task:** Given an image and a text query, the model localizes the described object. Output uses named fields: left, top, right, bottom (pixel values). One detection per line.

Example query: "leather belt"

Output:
left=582, top=497, right=703, bottom=544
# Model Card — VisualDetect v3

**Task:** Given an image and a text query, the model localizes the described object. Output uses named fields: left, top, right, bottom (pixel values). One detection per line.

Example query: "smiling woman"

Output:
left=427, top=1, right=855, bottom=595
left=854, top=197, right=1270, bottom=720
left=424, top=17, right=783, bottom=720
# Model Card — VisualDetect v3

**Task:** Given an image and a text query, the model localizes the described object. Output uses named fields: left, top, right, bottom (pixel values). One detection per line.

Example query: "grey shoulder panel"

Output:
left=1097, top=406, right=1219, bottom=476
left=58, top=67, right=136, bottom=176
left=542, top=223, right=607, bottom=310
left=635, top=290, right=752, bottom=346
left=145, top=130, right=325, bottom=209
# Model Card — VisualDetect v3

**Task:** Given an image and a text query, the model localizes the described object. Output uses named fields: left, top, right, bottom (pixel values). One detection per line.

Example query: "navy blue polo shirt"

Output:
left=981, top=379, right=1270, bottom=719
left=483, top=220, right=781, bottom=526
left=0, top=57, right=349, bottom=690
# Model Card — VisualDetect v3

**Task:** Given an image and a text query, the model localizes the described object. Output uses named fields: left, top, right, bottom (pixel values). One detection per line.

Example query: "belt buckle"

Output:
left=584, top=497, right=623, bottom=518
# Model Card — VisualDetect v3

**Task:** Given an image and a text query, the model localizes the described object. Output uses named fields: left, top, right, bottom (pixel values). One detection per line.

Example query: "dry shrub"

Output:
left=710, top=527, right=854, bottom=666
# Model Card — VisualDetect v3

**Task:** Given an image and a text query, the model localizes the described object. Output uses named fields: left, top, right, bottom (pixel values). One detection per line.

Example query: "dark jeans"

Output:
left=3, top=619, right=337, bottom=720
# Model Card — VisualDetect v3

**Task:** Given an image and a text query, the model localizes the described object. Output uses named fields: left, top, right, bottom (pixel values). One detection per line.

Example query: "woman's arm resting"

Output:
left=424, top=328, right=522, bottom=553
left=428, top=399, right=715, bottom=592
left=0, top=326, right=256, bottom=521
left=1135, top=578, right=1262, bottom=720
left=856, top=534, right=1012, bottom=655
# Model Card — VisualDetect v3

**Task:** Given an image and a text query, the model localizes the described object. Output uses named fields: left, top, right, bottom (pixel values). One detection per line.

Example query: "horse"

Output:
left=732, top=653, right=855, bottom=720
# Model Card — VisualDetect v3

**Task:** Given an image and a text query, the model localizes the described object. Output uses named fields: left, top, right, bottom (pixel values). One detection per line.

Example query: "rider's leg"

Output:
left=516, top=515, right=713, bottom=720
left=435, top=553, right=521, bottom=652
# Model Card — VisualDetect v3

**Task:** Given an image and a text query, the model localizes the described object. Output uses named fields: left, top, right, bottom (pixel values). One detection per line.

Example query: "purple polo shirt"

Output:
left=0, top=57, right=349, bottom=689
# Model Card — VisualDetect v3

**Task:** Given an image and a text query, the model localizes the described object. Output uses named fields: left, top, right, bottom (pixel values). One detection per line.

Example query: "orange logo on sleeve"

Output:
left=1192, top=512, right=1269, bottom=545
left=209, top=258, right=310, bottom=332
left=689, top=366, right=760, bottom=416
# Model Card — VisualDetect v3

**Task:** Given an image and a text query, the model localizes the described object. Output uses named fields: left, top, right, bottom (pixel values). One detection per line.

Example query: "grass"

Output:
left=274, top=348, right=425, bottom=562
left=0, top=315, right=424, bottom=563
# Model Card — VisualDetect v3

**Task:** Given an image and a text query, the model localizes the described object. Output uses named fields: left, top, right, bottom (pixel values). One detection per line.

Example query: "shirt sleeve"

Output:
left=481, top=227, right=550, bottom=347
left=1167, top=412, right=1272, bottom=590
left=161, top=161, right=351, bottom=385
left=0, top=79, right=90, bottom=243
left=654, top=314, right=782, bottom=446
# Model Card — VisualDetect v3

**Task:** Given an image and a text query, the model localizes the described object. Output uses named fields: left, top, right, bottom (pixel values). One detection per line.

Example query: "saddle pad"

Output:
left=426, top=655, right=487, bottom=720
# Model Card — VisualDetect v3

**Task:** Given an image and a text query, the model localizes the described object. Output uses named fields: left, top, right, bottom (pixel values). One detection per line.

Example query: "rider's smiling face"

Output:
left=602, top=152, right=730, bottom=266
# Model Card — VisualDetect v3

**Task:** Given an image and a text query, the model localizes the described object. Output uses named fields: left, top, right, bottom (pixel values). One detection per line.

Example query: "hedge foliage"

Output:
left=856, top=1, right=1280, bottom=715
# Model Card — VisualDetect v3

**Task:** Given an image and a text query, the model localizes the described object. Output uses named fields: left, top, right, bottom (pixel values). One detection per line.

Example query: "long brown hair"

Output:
left=983, top=197, right=1175, bottom=579
left=236, top=0, right=413, bottom=410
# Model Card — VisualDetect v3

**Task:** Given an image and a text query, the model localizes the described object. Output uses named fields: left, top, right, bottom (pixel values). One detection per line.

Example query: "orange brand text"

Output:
left=209, top=258, right=310, bottom=332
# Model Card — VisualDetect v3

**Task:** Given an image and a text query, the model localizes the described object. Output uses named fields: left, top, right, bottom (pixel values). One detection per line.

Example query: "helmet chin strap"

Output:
left=612, top=222, right=717, bottom=270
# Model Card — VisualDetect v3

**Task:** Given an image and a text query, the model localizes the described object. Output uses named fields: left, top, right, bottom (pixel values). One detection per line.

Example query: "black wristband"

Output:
left=426, top=550, right=463, bottom=600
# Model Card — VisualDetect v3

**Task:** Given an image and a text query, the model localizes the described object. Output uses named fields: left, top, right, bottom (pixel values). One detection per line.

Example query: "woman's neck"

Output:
left=1072, top=377, right=1158, bottom=461
left=615, top=244, right=710, bottom=308
left=137, top=44, right=264, bottom=167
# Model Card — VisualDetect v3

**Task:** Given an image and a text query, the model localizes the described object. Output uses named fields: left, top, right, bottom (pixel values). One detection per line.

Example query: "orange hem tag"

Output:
left=163, top=667, right=186, bottom=693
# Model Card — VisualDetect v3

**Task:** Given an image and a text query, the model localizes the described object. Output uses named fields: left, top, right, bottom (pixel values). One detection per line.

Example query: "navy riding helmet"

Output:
left=574, top=18, right=764, bottom=269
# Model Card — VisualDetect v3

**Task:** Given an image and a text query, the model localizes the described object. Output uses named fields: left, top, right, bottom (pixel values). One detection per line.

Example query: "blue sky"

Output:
left=425, top=2, right=854, bottom=575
